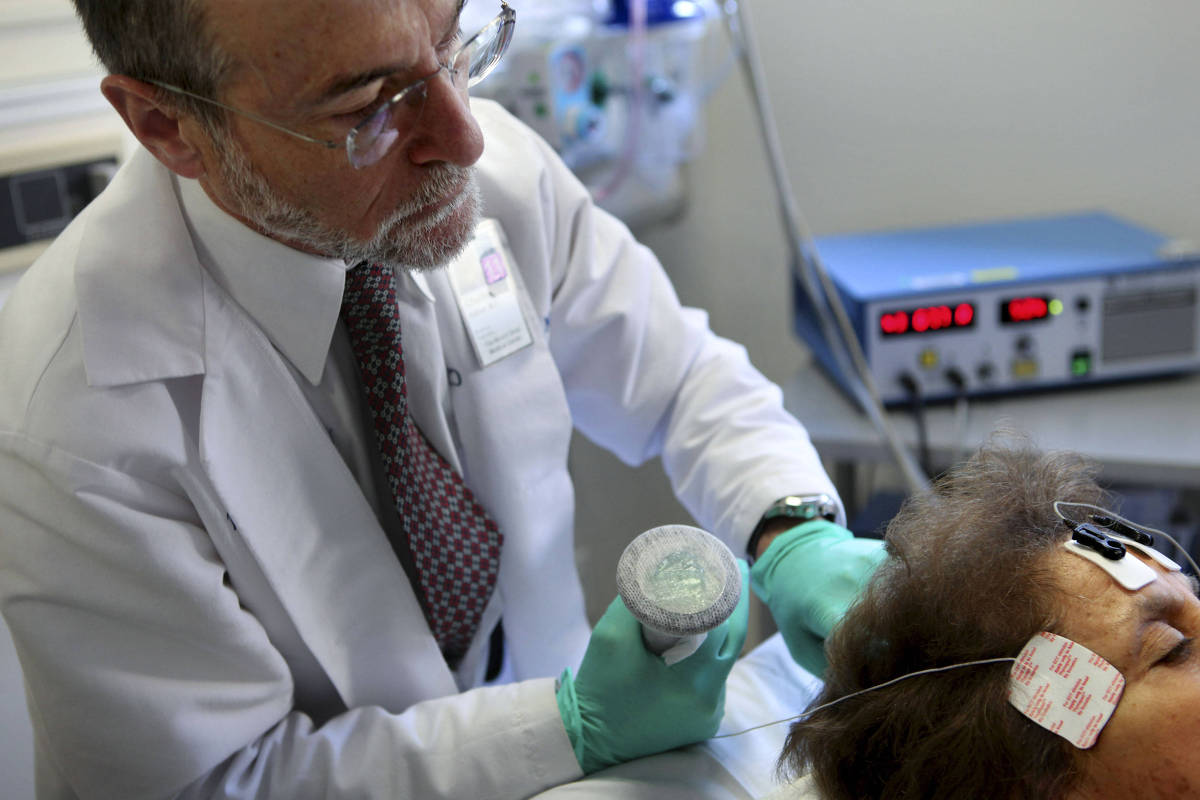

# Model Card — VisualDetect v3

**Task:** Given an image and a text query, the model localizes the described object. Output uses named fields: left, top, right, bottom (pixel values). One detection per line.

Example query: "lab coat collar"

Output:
left=175, top=176, right=349, bottom=386
left=75, top=149, right=439, bottom=389
left=75, top=150, right=459, bottom=708
left=408, top=270, right=437, bottom=303
left=75, top=150, right=207, bottom=388
left=174, top=176, right=440, bottom=383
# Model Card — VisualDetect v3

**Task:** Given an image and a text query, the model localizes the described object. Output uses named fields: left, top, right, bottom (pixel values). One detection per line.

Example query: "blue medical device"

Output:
left=795, top=211, right=1200, bottom=405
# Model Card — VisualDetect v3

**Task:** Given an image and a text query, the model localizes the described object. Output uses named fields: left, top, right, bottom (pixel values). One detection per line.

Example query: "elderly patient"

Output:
left=779, top=440, right=1200, bottom=800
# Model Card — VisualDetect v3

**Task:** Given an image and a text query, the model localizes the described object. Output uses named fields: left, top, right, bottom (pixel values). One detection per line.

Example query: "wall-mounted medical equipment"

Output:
left=0, top=2, right=125, bottom=289
left=470, top=0, right=718, bottom=226
left=794, top=211, right=1200, bottom=406
left=0, top=142, right=116, bottom=270
left=0, top=109, right=124, bottom=280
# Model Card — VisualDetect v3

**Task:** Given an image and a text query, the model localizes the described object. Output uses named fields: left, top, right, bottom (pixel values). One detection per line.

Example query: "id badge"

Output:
left=448, top=218, right=534, bottom=367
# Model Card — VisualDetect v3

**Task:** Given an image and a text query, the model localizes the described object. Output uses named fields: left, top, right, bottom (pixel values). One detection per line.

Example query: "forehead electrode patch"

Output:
left=1062, top=532, right=1182, bottom=591
left=1117, top=533, right=1184, bottom=573
left=1008, top=631, right=1125, bottom=749
left=1054, top=501, right=1185, bottom=591
left=1063, top=540, right=1157, bottom=590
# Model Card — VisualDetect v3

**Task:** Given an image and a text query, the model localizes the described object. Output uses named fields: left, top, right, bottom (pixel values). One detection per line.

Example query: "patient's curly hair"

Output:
left=781, top=436, right=1108, bottom=799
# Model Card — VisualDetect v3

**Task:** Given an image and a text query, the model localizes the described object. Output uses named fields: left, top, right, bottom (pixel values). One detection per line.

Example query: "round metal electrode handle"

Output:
left=615, top=524, right=742, bottom=654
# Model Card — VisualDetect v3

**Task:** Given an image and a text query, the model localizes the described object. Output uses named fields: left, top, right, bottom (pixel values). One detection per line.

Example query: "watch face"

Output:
left=750, top=495, right=837, bottom=563
left=782, top=496, right=811, bottom=515
left=773, top=495, right=835, bottom=521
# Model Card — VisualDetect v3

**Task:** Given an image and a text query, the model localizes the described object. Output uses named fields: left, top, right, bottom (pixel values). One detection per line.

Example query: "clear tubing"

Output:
left=592, top=0, right=648, bottom=202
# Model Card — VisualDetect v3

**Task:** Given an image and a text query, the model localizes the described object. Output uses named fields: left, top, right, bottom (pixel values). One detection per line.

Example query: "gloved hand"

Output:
left=750, top=520, right=885, bottom=677
left=556, top=560, right=750, bottom=774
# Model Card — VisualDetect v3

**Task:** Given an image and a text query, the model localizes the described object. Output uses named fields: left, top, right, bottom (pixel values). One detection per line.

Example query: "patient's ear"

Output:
left=100, top=75, right=206, bottom=179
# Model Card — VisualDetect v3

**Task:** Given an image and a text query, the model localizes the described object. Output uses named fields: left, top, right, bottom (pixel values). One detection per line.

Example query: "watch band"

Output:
left=746, top=493, right=838, bottom=563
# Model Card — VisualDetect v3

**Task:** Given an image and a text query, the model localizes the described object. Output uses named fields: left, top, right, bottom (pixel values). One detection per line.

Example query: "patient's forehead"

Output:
left=1050, top=548, right=1194, bottom=674
left=1050, top=553, right=1129, bottom=664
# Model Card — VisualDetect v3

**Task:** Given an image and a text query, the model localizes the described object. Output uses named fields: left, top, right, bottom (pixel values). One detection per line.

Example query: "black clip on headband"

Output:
left=1088, top=514, right=1155, bottom=547
left=1054, top=498, right=1198, bottom=591
left=1058, top=506, right=1156, bottom=562
left=1066, top=521, right=1127, bottom=561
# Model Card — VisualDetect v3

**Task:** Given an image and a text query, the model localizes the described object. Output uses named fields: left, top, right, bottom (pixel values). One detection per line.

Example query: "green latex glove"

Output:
left=750, top=520, right=886, bottom=677
left=556, top=560, right=751, bottom=774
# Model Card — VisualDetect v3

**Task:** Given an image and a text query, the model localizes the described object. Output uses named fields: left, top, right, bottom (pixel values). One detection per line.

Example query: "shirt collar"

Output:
left=176, top=176, right=351, bottom=385
left=175, top=177, right=440, bottom=384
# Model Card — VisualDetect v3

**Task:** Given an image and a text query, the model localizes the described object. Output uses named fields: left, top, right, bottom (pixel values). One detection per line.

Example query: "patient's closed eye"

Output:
left=1156, top=636, right=1194, bottom=667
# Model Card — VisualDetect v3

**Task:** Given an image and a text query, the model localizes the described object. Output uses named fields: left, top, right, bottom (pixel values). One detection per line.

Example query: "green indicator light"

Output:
left=1049, top=299, right=1064, bottom=316
left=1071, top=355, right=1091, bottom=377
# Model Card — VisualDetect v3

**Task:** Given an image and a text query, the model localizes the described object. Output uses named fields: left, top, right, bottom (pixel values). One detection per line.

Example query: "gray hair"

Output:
left=70, top=0, right=234, bottom=128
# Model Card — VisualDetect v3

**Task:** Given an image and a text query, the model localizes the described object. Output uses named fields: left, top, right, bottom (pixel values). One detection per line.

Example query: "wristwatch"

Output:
left=746, top=493, right=838, bottom=563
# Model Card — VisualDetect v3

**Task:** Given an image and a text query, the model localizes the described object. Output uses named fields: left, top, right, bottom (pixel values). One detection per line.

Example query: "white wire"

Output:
left=711, top=502, right=1198, bottom=743
left=1053, top=500, right=1200, bottom=577
left=711, top=657, right=1016, bottom=739
left=723, top=0, right=929, bottom=495
left=693, top=0, right=741, bottom=104
left=591, top=0, right=648, bottom=203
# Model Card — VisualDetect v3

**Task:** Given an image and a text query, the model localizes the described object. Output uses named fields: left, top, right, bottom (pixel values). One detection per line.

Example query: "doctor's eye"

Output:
left=437, top=31, right=464, bottom=62
left=339, top=99, right=387, bottom=125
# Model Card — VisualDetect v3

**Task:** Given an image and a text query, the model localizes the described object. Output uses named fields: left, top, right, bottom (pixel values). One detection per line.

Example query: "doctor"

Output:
left=0, top=0, right=883, bottom=797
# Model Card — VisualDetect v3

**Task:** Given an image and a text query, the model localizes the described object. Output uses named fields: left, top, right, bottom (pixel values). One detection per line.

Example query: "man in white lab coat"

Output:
left=0, top=0, right=883, bottom=797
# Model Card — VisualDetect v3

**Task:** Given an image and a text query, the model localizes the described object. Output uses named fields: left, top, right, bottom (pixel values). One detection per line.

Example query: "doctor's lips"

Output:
left=395, top=167, right=474, bottom=224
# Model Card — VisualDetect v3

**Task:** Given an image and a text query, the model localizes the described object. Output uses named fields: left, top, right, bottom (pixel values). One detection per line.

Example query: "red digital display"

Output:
left=1001, top=296, right=1051, bottom=324
left=879, top=302, right=975, bottom=336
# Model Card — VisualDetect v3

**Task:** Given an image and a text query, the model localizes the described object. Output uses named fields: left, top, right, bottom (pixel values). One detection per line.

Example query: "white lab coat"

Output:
left=0, top=99, right=838, bottom=799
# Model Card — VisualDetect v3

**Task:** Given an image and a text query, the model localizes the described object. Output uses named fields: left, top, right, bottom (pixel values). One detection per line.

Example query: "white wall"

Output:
left=652, top=0, right=1200, bottom=378
left=0, top=0, right=91, bottom=86
left=739, top=0, right=1200, bottom=239
left=572, top=0, right=1200, bottom=618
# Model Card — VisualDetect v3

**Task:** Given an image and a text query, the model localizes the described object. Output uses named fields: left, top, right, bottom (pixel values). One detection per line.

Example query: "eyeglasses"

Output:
left=148, top=2, right=515, bottom=169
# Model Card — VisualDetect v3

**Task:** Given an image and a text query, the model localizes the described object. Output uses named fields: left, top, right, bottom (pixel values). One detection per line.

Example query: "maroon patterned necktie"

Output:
left=340, top=262, right=503, bottom=666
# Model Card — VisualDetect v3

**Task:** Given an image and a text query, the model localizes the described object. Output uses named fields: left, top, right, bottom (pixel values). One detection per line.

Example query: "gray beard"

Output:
left=215, top=139, right=481, bottom=271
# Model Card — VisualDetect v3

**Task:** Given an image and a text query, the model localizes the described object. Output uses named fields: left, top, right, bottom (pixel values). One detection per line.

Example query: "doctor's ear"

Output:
left=101, top=75, right=207, bottom=179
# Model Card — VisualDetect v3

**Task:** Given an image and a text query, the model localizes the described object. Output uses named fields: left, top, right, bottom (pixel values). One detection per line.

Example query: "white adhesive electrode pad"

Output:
left=1114, top=533, right=1184, bottom=573
left=1062, top=530, right=1182, bottom=591
left=1063, top=540, right=1157, bottom=590
left=1008, top=632, right=1125, bottom=749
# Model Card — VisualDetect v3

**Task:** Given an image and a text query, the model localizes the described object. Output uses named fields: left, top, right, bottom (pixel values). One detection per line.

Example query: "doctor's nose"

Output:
left=405, top=73, right=485, bottom=168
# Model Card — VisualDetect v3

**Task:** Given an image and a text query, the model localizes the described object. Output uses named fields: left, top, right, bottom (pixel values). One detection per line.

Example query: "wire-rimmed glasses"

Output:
left=147, top=2, right=515, bottom=169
